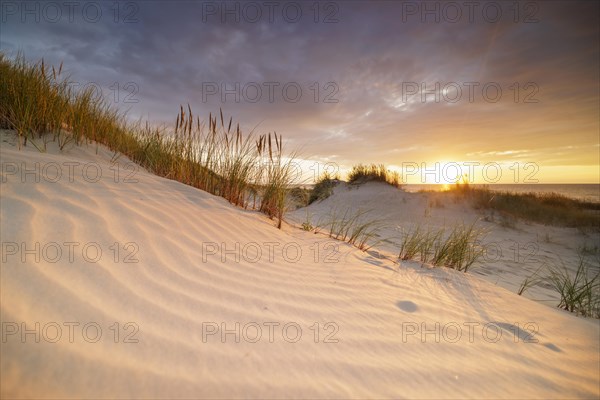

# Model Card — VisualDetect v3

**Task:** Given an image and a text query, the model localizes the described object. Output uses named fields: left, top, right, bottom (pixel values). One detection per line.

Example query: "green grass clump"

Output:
left=256, top=133, right=298, bottom=228
left=517, top=266, right=544, bottom=296
left=398, top=226, right=441, bottom=263
left=548, top=257, right=599, bottom=318
left=398, top=223, right=484, bottom=272
left=347, top=164, right=401, bottom=188
left=289, top=187, right=311, bottom=208
left=309, top=172, right=338, bottom=204
left=431, top=223, right=484, bottom=272
left=324, top=208, right=383, bottom=250
left=0, top=52, right=131, bottom=152
left=0, top=53, right=298, bottom=228
left=398, top=226, right=425, bottom=261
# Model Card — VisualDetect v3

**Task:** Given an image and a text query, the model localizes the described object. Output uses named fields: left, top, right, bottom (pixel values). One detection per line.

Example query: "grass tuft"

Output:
left=322, top=208, right=384, bottom=251
left=517, top=266, right=544, bottom=296
left=309, top=171, right=338, bottom=204
left=398, top=222, right=484, bottom=272
left=431, top=223, right=485, bottom=272
left=548, top=256, right=599, bottom=318
left=398, top=226, right=442, bottom=263
left=347, top=164, right=401, bottom=188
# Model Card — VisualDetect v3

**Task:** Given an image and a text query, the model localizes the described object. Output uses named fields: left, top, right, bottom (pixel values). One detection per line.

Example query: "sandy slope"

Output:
left=290, top=182, right=600, bottom=305
left=1, top=134, right=599, bottom=399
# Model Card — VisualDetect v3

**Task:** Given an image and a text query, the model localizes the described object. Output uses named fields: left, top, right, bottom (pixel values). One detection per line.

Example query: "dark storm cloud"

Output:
left=1, top=0, right=598, bottom=180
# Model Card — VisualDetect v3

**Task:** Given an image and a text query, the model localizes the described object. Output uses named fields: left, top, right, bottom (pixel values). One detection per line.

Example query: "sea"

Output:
left=402, top=184, right=600, bottom=203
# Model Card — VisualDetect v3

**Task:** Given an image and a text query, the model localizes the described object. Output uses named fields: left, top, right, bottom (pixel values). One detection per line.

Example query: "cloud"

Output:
left=1, top=0, right=597, bottom=180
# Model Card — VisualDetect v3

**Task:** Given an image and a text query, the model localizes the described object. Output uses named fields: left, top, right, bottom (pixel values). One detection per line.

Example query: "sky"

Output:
left=1, top=0, right=598, bottom=184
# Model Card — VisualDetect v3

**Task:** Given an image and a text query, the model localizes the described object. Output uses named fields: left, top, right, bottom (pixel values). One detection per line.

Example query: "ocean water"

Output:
left=403, top=184, right=600, bottom=203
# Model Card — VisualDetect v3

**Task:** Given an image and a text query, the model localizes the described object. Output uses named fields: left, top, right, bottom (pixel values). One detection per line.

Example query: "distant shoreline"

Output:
left=295, top=183, right=600, bottom=203
left=403, top=183, right=600, bottom=203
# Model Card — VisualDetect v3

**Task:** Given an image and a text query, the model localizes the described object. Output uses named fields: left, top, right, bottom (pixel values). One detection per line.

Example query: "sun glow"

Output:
left=400, top=160, right=470, bottom=185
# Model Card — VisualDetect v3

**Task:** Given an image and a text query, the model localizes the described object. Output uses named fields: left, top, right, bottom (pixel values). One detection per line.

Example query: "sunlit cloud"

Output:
left=1, top=0, right=597, bottom=182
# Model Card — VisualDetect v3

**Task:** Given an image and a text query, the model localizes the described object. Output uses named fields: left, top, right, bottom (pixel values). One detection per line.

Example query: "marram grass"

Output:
left=0, top=53, right=297, bottom=228
left=398, top=222, right=485, bottom=272
left=348, top=163, right=401, bottom=188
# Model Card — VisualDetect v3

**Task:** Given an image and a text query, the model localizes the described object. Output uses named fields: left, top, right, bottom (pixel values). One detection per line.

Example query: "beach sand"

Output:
left=289, top=181, right=600, bottom=306
left=1, top=134, right=599, bottom=398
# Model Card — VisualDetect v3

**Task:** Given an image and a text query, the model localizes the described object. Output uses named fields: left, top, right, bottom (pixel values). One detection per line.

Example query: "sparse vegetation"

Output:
left=398, top=226, right=442, bottom=263
left=309, top=172, right=338, bottom=204
left=517, top=266, right=544, bottom=296
left=348, top=164, right=401, bottom=188
left=320, top=208, right=384, bottom=250
left=431, top=223, right=485, bottom=272
left=255, top=133, right=298, bottom=228
left=0, top=52, right=130, bottom=152
left=398, top=223, right=484, bottom=272
left=0, top=53, right=298, bottom=228
left=398, top=226, right=425, bottom=261
left=289, top=186, right=310, bottom=208
left=301, top=210, right=314, bottom=231
left=449, top=184, right=600, bottom=229
left=548, top=256, right=600, bottom=318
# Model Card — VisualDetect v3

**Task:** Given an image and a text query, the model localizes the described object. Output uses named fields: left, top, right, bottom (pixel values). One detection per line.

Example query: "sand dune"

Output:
left=290, top=182, right=600, bottom=305
left=1, top=135, right=599, bottom=399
